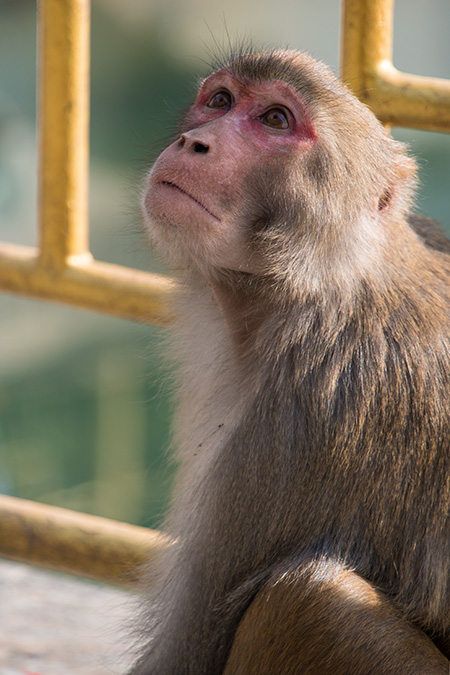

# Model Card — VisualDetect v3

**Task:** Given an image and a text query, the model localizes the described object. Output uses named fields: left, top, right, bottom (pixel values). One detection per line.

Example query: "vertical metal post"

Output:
left=37, top=0, right=91, bottom=270
left=340, top=0, right=394, bottom=92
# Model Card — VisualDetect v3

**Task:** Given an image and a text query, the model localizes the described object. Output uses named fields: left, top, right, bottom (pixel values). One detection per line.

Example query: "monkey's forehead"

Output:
left=203, top=49, right=342, bottom=100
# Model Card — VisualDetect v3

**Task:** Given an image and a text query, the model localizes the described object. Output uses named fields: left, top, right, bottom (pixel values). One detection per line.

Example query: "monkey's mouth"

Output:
left=160, top=181, right=220, bottom=221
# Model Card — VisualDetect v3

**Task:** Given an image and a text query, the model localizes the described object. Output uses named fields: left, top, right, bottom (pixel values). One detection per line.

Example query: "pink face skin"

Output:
left=143, top=70, right=315, bottom=273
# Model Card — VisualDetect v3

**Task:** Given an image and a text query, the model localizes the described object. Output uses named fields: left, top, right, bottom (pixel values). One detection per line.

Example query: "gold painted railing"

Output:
left=0, top=494, right=167, bottom=587
left=341, top=0, right=450, bottom=131
left=0, top=0, right=449, bottom=587
left=0, top=0, right=173, bottom=326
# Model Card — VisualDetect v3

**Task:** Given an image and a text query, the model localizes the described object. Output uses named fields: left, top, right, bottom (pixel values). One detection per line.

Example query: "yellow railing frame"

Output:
left=341, top=0, right=450, bottom=131
left=0, top=0, right=449, bottom=588
left=0, top=0, right=174, bottom=325
left=0, top=493, right=167, bottom=587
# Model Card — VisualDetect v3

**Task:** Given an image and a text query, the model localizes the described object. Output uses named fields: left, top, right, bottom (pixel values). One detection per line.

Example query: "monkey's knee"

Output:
left=224, top=558, right=448, bottom=675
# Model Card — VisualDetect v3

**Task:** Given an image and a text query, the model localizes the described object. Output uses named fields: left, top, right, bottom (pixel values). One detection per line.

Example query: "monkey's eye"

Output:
left=207, top=90, right=232, bottom=110
left=260, top=108, right=289, bottom=130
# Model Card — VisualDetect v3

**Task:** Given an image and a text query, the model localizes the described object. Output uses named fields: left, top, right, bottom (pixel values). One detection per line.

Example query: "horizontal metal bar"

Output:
left=365, top=64, right=450, bottom=132
left=0, top=494, right=168, bottom=588
left=0, top=242, right=175, bottom=325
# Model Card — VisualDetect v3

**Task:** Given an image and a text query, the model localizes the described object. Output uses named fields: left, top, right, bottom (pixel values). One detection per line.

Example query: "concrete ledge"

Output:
left=0, top=559, right=135, bottom=674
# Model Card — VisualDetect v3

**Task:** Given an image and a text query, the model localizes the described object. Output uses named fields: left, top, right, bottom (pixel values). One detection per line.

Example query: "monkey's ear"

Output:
left=376, top=151, right=418, bottom=218
left=377, top=188, right=392, bottom=212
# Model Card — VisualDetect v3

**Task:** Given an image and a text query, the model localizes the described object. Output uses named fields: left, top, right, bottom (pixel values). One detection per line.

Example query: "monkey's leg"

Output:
left=224, top=558, right=448, bottom=674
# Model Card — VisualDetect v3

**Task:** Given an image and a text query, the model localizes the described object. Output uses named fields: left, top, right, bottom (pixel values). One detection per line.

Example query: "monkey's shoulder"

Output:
left=408, top=213, right=450, bottom=254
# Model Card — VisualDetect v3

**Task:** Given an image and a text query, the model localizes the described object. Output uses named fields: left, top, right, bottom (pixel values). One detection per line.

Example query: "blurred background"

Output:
left=0, top=0, right=449, bottom=529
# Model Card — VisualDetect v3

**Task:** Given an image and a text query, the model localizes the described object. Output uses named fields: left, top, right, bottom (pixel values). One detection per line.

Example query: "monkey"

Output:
left=131, top=48, right=450, bottom=674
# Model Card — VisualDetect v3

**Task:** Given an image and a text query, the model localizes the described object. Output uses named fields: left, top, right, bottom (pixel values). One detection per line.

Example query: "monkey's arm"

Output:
left=224, top=558, right=449, bottom=675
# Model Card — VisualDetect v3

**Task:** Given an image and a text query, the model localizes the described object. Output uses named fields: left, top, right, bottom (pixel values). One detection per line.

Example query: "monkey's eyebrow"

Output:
left=196, top=70, right=237, bottom=97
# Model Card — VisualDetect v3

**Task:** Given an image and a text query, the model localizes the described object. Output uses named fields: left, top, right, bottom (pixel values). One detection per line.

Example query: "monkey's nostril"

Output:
left=194, top=142, right=209, bottom=154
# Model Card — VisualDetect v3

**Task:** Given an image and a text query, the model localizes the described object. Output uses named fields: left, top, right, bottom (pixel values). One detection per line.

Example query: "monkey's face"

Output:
left=142, top=69, right=316, bottom=274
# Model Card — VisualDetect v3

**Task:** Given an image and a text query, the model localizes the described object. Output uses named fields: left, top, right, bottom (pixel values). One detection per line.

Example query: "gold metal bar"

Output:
left=0, top=0, right=177, bottom=325
left=0, top=242, right=174, bottom=325
left=0, top=494, right=168, bottom=587
left=37, top=0, right=91, bottom=270
left=340, top=0, right=450, bottom=133
left=364, top=65, right=450, bottom=132
left=341, top=0, right=393, bottom=90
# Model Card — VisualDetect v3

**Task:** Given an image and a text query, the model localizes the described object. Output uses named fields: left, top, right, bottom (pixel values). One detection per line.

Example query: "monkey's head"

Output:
left=143, top=49, right=417, bottom=294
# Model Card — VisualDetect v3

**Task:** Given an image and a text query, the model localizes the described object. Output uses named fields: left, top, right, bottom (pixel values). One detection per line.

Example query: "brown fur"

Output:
left=131, top=49, right=450, bottom=674
left=224, top=559, right=448, bottom=674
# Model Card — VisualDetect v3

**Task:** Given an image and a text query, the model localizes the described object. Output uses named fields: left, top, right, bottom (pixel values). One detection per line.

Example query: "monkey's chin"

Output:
left=143, top=181, right=220, bottom=232
left=160, top=180, right=220, bottom=222
left=142, top=184, right=263, bottom=274
left=142, top=195, right=217, bottom=272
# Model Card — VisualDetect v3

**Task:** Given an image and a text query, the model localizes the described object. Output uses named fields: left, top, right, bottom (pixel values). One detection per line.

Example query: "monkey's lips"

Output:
left=159, top=181, right=220, bottom=222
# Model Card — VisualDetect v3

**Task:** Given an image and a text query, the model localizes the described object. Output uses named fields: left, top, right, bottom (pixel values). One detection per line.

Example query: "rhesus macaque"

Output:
left=132, top=49, right=450, bottom=674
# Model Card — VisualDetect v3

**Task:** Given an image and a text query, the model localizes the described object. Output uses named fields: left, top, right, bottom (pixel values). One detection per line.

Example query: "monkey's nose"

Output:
left=193, top=142, right=209, bottom=154
left=179, top=134, right=210, bottom=154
